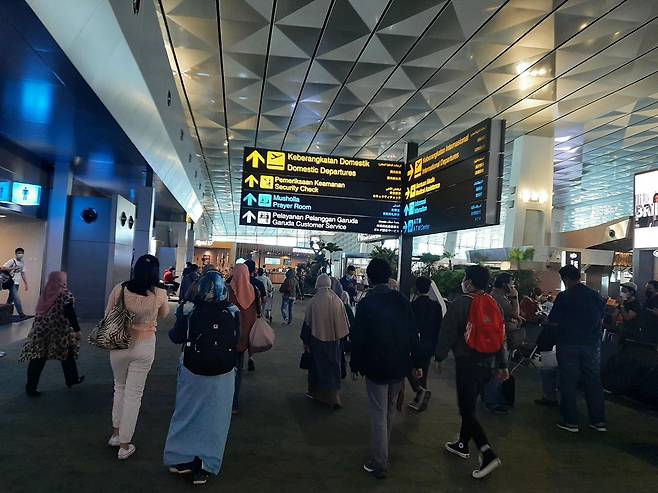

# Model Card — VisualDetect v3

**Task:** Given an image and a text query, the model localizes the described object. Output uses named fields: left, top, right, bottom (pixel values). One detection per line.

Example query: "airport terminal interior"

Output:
left=2, top=0, right=658, bottom=491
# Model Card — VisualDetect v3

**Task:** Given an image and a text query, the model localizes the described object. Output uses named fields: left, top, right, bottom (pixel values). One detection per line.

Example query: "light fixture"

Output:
left=521, top=189, right=548, bottom=204
left=0, top=214, right=6, bottom=218
left=555, top=136, right=571, bottom=143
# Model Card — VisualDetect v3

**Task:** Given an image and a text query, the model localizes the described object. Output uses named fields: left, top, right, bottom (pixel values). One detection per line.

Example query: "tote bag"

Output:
left=88, top=286, right=134, bottom=350
left=249, top=317, right=275, bottom=353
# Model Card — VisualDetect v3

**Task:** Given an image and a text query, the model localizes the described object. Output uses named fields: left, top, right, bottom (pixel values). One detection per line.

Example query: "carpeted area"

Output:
left=1, top=293, right=657, bottom=493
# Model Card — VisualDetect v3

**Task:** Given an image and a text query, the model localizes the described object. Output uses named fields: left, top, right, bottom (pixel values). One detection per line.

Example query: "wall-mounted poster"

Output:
left=634, top=170, right=658, bottom=248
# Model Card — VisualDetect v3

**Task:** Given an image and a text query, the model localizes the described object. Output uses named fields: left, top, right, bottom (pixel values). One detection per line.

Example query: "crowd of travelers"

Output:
left=7, top=247, right=652, bottom=485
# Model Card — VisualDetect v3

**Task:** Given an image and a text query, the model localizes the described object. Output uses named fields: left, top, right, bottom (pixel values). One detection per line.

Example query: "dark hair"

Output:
left=190, top=264, right=199, bottom=272
left=532, top=287, right=543, bottom=297
left=367, top=258, right=391, bottom=285
left=126, top=254, right=160, bottom=295
left=244, top=259, right=256, bottom=274
left=416, top=276, right=431, bottom=294
left=647, top=280, right=658, bottom=290
left=464, top=265, right=489, bottom=290
left=169, top=266, right=175, bottom=271
left=558, top=265, right=580, bottom=282
left=622, top=285, right=637, bottom=296
left=493, top=272, right=514, bottom=289
left=257, top=267, right=264, bottom=276
left=347, top=265, right=356, bottom=273
left=15, top=248, right=24, bottom=254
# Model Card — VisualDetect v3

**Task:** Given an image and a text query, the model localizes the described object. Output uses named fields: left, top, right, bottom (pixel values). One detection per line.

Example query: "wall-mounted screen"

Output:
left=11, top=182, right=41, bottom=206
left=264, top=257, right=281, bottom=265
left=634, top=169, right=658, bottom=248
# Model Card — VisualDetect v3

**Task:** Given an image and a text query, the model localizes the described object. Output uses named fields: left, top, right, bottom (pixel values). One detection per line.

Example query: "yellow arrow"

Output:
left=244, top=175, right=259, bottom=187
left=407, top=164, right=414, bottom=180
left=246, top=149, right=264, bottom=168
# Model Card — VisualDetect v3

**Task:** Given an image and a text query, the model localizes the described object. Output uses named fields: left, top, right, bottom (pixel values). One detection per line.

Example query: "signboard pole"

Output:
left=398, top=142, right=418, bottom=297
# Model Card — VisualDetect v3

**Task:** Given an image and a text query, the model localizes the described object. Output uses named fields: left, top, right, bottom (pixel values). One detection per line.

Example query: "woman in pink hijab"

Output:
left=228, top=263, right=258, bottom=414
left=19, top=271, right=84, bottom=396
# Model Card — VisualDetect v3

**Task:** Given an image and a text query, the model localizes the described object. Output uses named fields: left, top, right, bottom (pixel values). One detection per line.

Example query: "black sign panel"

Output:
left=402, top=119, right=504, bottom=236
left=239, top=147, right=402, bottom=233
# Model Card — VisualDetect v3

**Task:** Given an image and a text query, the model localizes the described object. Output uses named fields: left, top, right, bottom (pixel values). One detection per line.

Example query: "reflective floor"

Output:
left=1, top=294, right=657, bottom=493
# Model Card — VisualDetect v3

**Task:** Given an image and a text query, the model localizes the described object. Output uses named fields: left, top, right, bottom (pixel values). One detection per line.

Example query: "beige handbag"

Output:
left=88, top=286, right=134, bottom=350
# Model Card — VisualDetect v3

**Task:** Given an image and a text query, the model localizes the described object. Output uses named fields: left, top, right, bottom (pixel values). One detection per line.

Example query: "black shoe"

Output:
left=485, top=405, right=509, bottom=415
left=169, top=462, right=195, bottom=474
left=445, top=440, right=470, bottom=459
left=193, top=470, right=211, bottom=485
left=557, top=422, right=579, bottom=433
left=418, top=389, right=432, bottom=412
left=26, top=388, right=41, bottom=397
left=363, top=461, right=387, bottom=479
left=589, top=423, right=607, bottom=432
left=247, top=359, right=255, bottom=372
left=67, top=376, right=85, bottom=389
left=472, top=449, right=501, bottom=479
left=534, top=397, right=558, bottom=407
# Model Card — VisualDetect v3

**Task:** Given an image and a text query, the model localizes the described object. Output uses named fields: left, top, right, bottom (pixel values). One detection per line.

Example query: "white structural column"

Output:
left=43, top=161, right=73, bottom=281
left=133, top=173, right=155, bottom=260
left=186, top=222, right=195, bottom=263
left=503, top=135, right=554, bottom=248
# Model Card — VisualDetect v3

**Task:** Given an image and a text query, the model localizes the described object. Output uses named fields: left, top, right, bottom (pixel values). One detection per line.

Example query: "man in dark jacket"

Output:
left=550, top=265, right=606, bottom=433
left=435, top=265, right=507, bottom=480
left=340, top=265, right=358, bottom=304
left=350, top=259, right=422, bottom=479
left=407, top=276, right=442, bottom=412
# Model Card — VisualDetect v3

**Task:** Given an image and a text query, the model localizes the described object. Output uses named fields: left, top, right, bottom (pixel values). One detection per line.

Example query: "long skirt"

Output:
left=163, top=357, right=235, bottom=475
left=308, top=337, right=343, bottom=407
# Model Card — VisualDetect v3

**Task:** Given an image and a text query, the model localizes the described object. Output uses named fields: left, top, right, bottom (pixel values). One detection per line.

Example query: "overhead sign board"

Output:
left=0, top=180, right=10, bottom=202
left=11, top=182, right=42, bottom=206
left=239, top=147, right=402, bottom=234
left=402, top=119, right=505, bottom=236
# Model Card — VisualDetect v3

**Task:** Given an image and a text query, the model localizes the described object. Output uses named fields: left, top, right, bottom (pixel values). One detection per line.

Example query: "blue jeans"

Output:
left=7, top=284, right=24, bottom=316
left=281, top=296, right=294, bottom=322
left=556, top=344, right=606, bottom=426
left=232, top=352, right=245, bottom=411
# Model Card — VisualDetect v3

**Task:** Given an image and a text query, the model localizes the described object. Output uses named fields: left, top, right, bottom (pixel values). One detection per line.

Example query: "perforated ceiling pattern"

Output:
left=158, top=0, right=658, bottom=235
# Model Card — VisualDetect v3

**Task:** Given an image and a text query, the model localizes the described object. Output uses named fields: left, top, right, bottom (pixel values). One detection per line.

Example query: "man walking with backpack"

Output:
left=435, top=265, right=507, bottom=479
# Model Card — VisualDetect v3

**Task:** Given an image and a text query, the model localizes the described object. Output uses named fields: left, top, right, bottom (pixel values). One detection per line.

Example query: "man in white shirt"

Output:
left=3, top=247, right=29, bottom=319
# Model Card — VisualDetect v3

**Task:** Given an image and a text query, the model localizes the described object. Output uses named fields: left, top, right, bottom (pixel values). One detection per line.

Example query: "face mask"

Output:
left=619, top=292, right=629, bottom=301
left=461, top=281, right=470, bottom=294
left=16, top=253, right=24, bottom=260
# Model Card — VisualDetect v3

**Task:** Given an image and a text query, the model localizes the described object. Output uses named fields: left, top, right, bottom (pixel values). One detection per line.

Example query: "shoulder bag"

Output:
left=88, top=285, right=135, bottom=350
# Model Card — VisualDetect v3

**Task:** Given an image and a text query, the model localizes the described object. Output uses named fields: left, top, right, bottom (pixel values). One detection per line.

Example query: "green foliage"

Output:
left=431, top=268, right=466, bottom=300
left=514, top=269, right=540, bottom=298
left=508, top=247, right=535, bottom=270
left=442, top=251, right=456, bottom=270
left=369, top=245, right=399, bottom=278
left=418, top=252, right=442, bottom=276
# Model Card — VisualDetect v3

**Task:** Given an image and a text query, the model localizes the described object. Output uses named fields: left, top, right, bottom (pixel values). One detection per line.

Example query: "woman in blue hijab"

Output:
left=163, top=272, right=240, bottom=485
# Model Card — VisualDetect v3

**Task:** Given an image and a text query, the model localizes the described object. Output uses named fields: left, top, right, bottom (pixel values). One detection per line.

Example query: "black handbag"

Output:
left=299, top=351, right=312, bottom=370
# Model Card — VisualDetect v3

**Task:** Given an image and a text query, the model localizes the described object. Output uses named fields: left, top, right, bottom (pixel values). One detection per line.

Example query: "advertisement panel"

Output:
left=634, top=169, right=658, bottom=248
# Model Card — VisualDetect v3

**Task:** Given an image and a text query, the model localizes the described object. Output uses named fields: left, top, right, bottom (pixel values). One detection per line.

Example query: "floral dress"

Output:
left=19, top=291, right=80, bottom=362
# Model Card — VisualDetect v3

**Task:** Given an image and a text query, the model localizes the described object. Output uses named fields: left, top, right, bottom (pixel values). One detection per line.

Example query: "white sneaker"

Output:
left=117, top=444, right=136, bottom=460
left=108, top=435, right=121, bottom=447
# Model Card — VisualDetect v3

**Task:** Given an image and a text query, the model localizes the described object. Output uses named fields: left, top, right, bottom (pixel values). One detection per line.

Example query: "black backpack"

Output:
left=183, top=300, right=239, bottom=376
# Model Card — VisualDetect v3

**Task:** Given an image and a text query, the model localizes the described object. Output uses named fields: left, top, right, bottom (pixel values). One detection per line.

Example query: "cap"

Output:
left=621, top=282, right=638, bottom=292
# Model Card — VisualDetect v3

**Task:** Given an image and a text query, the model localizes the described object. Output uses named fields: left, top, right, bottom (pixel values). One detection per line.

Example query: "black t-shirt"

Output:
left=622, top=300, right=642, bottom=338
left=642, top=296, right=658, bottom=342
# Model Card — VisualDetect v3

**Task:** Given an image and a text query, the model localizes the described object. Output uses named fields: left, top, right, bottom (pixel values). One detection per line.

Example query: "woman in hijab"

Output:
left=229, top=263, right=258, bottom=414
left=19, top=271, right=84, bottom=396
left=164, top=272, right=239, bottom=486
left=300, top=274, right=350, bottom=408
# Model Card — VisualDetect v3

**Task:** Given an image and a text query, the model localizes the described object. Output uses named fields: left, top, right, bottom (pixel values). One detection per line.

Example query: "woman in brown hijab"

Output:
left=229, top=263, right=258, bottom=414
left=300, top=274, right=350, bottom=408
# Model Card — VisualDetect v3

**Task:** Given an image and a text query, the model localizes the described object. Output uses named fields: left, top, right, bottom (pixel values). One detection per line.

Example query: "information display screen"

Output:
left=11, top=182, right=42, bottom=206
left=239, top=147, right=402, bottom=234
left=402, top=119, right=504, bottom=236
left=634, top=169, right=658, bottom=248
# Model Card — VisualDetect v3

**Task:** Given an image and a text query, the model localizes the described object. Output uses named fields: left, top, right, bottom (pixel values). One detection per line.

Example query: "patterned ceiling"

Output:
left=156, top=0, right=658, bottom=236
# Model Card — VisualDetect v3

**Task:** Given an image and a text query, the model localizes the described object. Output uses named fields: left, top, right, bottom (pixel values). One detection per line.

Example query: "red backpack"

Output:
left=464, top=293, right=505, bottom=354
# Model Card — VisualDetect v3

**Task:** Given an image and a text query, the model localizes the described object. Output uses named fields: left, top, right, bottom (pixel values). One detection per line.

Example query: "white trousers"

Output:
left=110, top=337, right=156, bottom=443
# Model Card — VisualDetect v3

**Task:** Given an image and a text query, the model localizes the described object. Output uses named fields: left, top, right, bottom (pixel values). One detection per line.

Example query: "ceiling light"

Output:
left=538, top=68, right=547, bottom=76
left=615, top=31, right=620, bottom=36
left=0, top=215, right=6, bottom=218
left=516, top=62, right=530, bottom=74
left=239, top=96, right=247, bottom=100
left=580, top=23, right=588, bottom=29
left=555, top=136, right=571, bottom=143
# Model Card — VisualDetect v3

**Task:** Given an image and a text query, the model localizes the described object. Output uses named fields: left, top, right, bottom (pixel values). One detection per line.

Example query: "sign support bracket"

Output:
left=398, top=141, right=417, bottom=297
